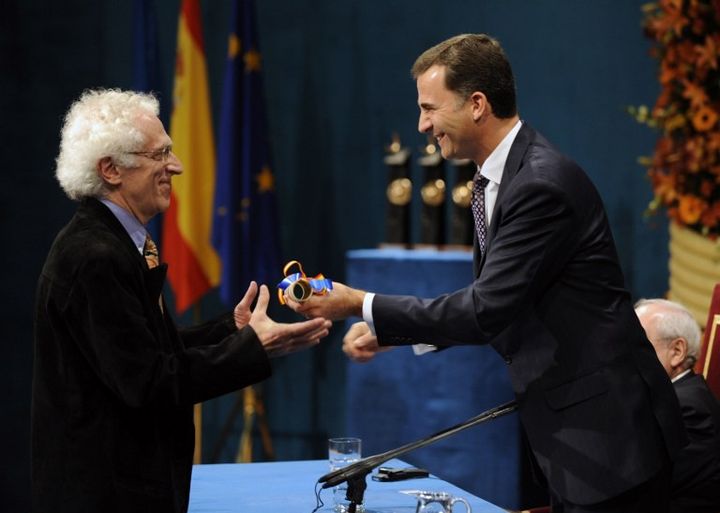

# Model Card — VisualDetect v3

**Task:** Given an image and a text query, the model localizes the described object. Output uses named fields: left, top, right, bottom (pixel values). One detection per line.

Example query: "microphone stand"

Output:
left=318, top=400, right=517, bottom=512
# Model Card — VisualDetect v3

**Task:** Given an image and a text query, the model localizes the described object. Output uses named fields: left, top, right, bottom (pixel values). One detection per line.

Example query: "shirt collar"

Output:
left=479, top=119, right=523, bottom=185
left=100, top=198, right=148, bottom=254
left=671, top=368, right=692, bottom=383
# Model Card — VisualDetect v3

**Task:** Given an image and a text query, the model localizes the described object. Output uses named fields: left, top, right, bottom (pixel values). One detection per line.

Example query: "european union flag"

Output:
left=213, top=0, right=281, bottom=307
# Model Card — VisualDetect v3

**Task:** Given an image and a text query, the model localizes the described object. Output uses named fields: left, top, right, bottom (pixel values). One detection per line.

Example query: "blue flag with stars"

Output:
left=213, top=0, right=281, bottom=307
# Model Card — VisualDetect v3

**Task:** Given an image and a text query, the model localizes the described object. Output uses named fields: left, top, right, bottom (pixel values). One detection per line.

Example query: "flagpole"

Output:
left=193, top=303, right=202, bottom=464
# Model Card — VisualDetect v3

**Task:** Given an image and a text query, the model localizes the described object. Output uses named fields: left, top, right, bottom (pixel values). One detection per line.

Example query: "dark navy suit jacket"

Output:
left=372, top=124, right=686, bottom=505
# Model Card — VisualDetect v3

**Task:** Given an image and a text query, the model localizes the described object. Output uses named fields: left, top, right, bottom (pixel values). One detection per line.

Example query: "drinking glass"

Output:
left=328, top=437, right=363, bottom=512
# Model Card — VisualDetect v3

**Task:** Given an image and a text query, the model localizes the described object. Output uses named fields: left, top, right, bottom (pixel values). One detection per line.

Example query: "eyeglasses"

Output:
left=126, top=146, right=173, bottom=162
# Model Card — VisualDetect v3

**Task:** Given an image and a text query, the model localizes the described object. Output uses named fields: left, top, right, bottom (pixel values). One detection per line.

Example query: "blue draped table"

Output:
left=344, top=248, right=545, bottom=510
left=188, top=459, right=507, bottom=512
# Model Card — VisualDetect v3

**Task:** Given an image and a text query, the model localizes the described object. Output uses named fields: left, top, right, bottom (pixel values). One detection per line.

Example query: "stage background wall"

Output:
left=1, top=0, right=667, bottom=508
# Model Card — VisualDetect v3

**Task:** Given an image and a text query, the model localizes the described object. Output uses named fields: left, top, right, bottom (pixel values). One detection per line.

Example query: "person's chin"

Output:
left=439, top=146, right=454, bottom=160
left=157, top=197, right=171, bottom=213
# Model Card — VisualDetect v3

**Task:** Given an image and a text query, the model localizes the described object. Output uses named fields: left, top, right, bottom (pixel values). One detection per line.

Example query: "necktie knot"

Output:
left=474, top=174, right=490, bottom=191
left=143, top=234, right=164, bottom=312
left=144, top=234, right=159, bottom=269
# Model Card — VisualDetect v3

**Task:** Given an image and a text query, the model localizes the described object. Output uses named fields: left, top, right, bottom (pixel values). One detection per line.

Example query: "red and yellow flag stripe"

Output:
left=162, top=0, right=220, bottom=313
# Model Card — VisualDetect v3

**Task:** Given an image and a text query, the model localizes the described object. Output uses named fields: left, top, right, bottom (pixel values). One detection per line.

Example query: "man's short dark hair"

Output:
left=412, top=34, right=517, bottom=118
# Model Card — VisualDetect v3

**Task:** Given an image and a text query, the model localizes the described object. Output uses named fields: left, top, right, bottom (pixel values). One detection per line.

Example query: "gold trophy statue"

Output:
left=447, top=159, right=475, bottom=248
left=417, top=137, right=446, bottom=247
left=383, top=134, right=412, bottom=247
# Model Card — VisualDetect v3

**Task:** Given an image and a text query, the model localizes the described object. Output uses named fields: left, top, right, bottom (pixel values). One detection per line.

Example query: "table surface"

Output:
left=347, top=248, right=473, bottom=262
left=189, top=459, right=508, bottom=513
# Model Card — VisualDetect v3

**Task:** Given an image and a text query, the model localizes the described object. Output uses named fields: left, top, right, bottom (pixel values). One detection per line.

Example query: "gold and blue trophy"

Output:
left=277, top=260, right=333, bottom=304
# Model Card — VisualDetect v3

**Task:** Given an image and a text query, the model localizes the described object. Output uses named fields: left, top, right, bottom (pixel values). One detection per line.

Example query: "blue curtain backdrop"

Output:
left=132, top=0, right=167, bottom=243
left=3, top=1, right=666, bottom=509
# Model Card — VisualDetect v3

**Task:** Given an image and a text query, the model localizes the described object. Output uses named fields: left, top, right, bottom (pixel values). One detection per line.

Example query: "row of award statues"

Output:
left=385, top=135, right=475, bottom=248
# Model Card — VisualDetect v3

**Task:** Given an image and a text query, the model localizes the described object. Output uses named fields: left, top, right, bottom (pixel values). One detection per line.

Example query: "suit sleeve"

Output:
left=179, top=312, right=237, bottom=348
left=374, top=177, right=579, bottom=346
left=64, top=252, right=271, bottom=407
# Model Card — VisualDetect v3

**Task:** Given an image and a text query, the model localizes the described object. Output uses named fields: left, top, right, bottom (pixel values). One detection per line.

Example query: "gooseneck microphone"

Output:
left=317, top=400, right=518, bottom=512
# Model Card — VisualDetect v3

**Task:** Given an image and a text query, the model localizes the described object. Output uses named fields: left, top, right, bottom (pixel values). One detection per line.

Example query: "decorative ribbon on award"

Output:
left=277, top=260, right=333, bottom=304
left=448, top=159, right=475, bottom=247
left=384, top=133, right=412, bottom=246
left=418, top=138, right=446, bottom=246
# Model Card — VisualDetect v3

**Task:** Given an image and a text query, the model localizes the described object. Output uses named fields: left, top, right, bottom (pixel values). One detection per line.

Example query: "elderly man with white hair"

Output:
left=635, top=298, right=720, bottom=513
left=32, top=89, right=331, bottom=513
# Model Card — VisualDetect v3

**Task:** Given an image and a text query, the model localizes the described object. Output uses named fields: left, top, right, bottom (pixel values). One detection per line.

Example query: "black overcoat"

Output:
left=32, top=198, right=272, bottom=513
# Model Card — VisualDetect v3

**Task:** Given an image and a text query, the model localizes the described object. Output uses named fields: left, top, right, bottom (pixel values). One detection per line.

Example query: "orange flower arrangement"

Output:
left=630, top=0, right=720, bottom=238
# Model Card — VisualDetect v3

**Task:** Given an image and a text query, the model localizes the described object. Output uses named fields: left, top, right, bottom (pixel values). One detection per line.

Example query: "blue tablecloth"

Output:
left=189, top=459, right=507, bottom=512
left=344, top=249, right=545, bottom=510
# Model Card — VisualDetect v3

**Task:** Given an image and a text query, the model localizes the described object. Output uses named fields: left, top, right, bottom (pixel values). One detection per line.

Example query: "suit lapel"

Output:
left=494, top=123, right=535, bottom=211
left=80, top=198, right=147, bottom=269
left=81, top=198, right=168, bottom=313
left=474, top=123, right=535, bottom=278
left=146, top=264, right=168, bottom=307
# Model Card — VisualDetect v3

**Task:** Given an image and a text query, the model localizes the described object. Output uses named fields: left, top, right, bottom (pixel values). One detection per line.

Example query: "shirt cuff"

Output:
left=412, top=344, right=438, bottom=355
left=362, top=292, right=376, bottom=335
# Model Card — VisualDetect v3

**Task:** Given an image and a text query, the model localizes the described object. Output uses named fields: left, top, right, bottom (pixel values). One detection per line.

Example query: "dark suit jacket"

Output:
left=32, top=198, right=272, bottom=513
left=670, top=371, right=720, bottom=512
left=372, top=124, right=685, bottom=505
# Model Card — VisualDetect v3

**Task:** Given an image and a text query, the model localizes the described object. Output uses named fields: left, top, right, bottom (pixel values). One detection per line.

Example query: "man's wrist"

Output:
left=352, top=289, right=367, bottom=318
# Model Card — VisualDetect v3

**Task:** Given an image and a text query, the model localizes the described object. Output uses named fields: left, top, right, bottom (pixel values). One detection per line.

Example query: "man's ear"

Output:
left=469, top=91, right=489, bottom=122
left=668, top=337, right=689, bottom=370
left=97, top=157, right=122, bottom=185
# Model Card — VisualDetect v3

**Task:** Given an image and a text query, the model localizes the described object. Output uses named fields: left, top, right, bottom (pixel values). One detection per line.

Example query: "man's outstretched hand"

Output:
left=234, top=281, right=331, bottom=358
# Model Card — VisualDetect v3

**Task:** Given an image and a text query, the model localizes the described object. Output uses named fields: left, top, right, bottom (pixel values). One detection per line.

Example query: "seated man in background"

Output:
left=635, top=298, right=720, bottom=513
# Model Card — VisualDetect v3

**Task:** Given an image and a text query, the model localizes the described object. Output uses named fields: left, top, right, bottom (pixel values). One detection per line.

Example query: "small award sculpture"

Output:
left=447, top=159, right=475, bottom=248
left=418, top=138, right=446, bottom=247
left=383, top=134, right=412, bottom=247
left=277, top=261, right=333, bottom=305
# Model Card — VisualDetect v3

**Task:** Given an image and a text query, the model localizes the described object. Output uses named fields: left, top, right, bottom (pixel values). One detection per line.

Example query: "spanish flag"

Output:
left=162, top=0, right=220, bottom=314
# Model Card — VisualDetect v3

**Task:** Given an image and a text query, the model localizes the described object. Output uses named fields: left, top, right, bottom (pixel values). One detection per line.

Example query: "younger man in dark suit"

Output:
left=636, top=298, right=720, bottom=513
left=287, top=34, right=685, bottom=513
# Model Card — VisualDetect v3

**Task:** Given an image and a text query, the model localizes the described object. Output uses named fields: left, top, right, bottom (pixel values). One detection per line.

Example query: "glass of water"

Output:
left=328, top=437, right=363, bottom=512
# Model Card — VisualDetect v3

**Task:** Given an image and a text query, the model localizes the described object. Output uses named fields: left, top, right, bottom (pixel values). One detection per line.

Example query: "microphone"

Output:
left=317, top=400, right=518, bottom=493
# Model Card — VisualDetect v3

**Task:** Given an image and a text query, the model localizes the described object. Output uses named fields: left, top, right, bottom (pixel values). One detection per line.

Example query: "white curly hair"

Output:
left=55, top=88, right=160, bottom=200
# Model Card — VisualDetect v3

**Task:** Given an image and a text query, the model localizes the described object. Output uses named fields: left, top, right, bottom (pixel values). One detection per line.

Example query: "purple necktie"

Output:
left=471, top=173, right=490, bottom=253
